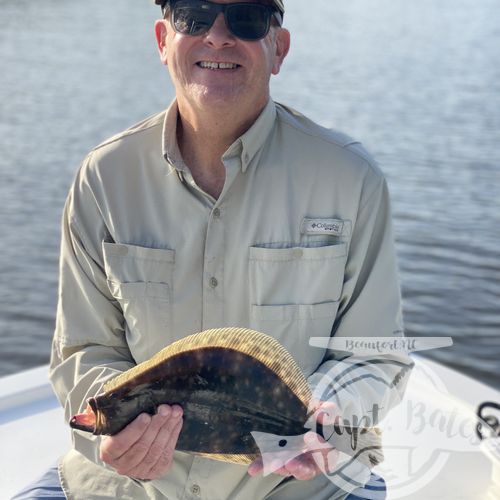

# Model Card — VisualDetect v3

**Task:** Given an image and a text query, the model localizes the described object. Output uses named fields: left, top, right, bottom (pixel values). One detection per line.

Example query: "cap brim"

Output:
left=155, top=0, right=284, bottom=14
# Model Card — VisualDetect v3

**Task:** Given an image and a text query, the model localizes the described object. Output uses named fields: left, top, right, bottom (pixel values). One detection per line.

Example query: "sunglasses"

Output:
left=165, top=0, right=282, bottom=41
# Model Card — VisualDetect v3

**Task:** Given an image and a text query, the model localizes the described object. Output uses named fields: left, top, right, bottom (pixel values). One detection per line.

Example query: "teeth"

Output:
left=199, top=61, right=238, bottom=70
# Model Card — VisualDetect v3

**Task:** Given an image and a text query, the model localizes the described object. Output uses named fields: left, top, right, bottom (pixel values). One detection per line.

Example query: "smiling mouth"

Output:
left=197, top=61, right=240, bottom=70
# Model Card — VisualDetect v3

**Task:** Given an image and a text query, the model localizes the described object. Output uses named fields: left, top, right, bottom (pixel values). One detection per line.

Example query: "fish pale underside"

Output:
left=70, top=327, right=382, bottom=467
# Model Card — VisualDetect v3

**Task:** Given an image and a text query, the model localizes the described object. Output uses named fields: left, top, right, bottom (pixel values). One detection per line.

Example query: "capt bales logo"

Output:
left=252, top=356, right=414, bottom=497
left=371, top=360, right=486, bottom=498
left=252, top=337, right=493, bottom=498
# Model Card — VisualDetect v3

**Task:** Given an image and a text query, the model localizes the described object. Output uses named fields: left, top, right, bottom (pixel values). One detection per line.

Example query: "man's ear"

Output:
left=272, top=28, right=290, bottom=75
left=155, top=20, right=169, bottom=65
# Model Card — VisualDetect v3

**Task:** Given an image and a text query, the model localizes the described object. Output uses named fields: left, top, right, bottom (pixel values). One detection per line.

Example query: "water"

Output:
left=1, top=0, right=499, bottom=390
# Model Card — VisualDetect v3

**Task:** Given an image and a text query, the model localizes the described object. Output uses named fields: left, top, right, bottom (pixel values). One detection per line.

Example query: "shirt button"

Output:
left=213, top=208, right=221, bottom=218
left=191, top=484, right=201, bottom=495
left=209, top=277, right=218, bottom=288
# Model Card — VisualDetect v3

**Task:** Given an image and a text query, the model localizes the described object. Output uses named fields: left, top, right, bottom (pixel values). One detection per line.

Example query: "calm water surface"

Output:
left=1, top=0, right=499, bottom=389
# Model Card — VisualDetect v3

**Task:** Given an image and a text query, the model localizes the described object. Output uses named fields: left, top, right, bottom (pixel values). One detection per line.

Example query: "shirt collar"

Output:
left=230, top=98, right=277, bottom=172
left=162, top=99, right=277, bottom=174
left=162, top=100, right=188, bottom=173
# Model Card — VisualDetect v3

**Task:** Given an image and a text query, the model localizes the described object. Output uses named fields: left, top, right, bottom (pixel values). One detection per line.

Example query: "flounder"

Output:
left=70, top=327, right=382, bottom=466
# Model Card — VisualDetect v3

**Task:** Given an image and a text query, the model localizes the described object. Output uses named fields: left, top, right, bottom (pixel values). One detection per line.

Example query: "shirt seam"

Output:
left=275, top=112, right=381, bottom=178
left=275, top=112, right=359, bottom=147
left=90, top=112, right=165, bottom=153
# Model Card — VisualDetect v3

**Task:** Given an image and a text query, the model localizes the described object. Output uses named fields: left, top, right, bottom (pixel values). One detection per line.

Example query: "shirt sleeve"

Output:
left=49, top=155, right=136, bottom=465
left=307, top=162, right=414, bottom=429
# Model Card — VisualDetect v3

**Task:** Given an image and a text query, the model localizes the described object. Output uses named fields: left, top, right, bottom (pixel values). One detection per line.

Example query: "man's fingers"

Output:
left=304, top=432, right=339, bottom=476
left=250, top=451, right=322, bottom=480
left=304, top=430, right=327, bottom=449
left=284, top=455, right=318, bottom=481
left=309, top=400, right=340, bottom=427
left=100, top=412, right=151, bottom=464
left=163, top=406, right=183, bottom=451
left=279, top=431, right=339, bottom=480
left=269, top=459, right=291, bottom=477
left=99, top=404, right=184, bottom=480
left=145, top=407, right=183, bottom=479
left=309, top=447, right=339, bottom=475
left=113, top=405, right=175, bottom=476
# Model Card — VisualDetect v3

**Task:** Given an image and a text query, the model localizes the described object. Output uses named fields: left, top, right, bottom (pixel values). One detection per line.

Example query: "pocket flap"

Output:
left=103, top=242, right=175, bottom=263
left=252, top=301, right=339, bottom=321
left=249, top=243, right=347, bottom=262
left=102, top=242, right=175, bottom=284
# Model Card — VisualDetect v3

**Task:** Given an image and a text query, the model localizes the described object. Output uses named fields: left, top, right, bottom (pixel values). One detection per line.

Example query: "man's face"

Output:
left=155, top=0, right=290, bottom=115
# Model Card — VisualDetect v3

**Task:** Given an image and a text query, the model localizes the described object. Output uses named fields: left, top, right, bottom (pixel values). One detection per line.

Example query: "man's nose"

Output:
left=204, top=13, right=236, bottom=47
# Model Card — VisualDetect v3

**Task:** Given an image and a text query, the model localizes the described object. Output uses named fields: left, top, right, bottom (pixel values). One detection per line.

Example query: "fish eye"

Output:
left=278, top=439, right=287, bottom=447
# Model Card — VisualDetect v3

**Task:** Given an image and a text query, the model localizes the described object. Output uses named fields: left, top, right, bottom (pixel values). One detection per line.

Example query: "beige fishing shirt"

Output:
left=50, top=99, right=410, bottom=500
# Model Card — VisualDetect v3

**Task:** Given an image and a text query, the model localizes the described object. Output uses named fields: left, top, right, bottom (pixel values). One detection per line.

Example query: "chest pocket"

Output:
left=249, top=243, right=347, bottom=376
left=102, top=242, right=175, bottom=362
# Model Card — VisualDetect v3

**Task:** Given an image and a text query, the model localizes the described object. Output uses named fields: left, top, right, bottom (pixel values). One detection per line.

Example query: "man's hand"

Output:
left=247, top=431, right=338, bottom=480
left=248, top=401, right=340, bottom=481
left=100, top=404, right=183, bottom=481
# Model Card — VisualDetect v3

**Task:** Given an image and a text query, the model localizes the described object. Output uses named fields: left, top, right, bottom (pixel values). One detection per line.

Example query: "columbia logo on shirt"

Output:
left=301, top=218, right=347, bottom=237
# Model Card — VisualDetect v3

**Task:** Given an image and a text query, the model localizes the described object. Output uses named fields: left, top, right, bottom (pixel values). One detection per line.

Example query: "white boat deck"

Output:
left=0, top=366, right=69, bottom=498
left=0, top=358, right=499, bottom=499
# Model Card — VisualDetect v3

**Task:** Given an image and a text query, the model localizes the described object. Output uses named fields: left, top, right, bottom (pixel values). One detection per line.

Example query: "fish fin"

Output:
left=103, top=328, right=311, bottom=407
left=192, top=451, right=256, bottom=465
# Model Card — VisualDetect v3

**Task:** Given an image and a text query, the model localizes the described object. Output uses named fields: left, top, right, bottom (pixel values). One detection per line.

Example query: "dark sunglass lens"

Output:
left=226, top=4, right=270, bottom=40
left=173, top=2, right=217, bottom=36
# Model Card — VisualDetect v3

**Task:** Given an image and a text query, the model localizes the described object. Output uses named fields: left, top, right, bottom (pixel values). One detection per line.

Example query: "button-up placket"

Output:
left=200, top=155, right=241, bottom=330
left=182, top=454, right=214, bottom=499
left=202, top=204, right=225, bottom=329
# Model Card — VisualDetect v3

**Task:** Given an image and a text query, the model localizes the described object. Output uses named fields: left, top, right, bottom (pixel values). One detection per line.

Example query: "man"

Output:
left=15, top=1, right=410, bottom=498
